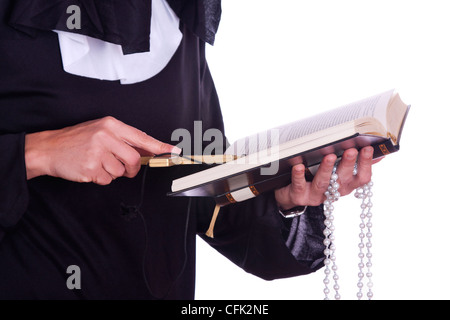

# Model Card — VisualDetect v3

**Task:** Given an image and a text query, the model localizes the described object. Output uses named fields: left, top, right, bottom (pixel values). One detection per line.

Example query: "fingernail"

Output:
left=365, top=146, right=374, bottom=155
left=326, top=156, right=336, bottom=164
left=172, top=146, right=182, bottom=155
left=347, top=149, right=357, bottom=159
left=294, top=166, right=304, bottom=174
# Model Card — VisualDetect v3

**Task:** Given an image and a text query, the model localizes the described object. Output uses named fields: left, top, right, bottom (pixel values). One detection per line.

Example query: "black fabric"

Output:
left=0, top=133, right=29, bottom=242
left=167, top=0, right=221, bottom=46
left=197, top=195, right=325, bottom=281
left=0, top=2, right=324, bottom=300
left=6, top=0, right=221, bottom=55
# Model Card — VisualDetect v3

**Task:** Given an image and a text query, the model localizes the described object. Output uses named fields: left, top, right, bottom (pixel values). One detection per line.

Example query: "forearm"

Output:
left=22, top=117, right=179, bottom=184
left=25, top=131, right=52, bottom=180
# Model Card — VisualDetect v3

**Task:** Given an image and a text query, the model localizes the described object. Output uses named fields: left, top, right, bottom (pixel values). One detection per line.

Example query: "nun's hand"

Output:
left=25, top=116, right=180, bottom=185
left=275, top=147, right=378, bottom=210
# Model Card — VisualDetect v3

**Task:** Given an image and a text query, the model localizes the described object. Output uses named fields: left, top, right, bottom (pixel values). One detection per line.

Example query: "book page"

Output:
left=226, top=90, right=393, bottom=156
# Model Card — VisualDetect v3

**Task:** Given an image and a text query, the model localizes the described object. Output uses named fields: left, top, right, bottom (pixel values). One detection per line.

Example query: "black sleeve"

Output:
left=0, top=133, right=29, bottom=241
left=195, top=192, right=325, bottom=281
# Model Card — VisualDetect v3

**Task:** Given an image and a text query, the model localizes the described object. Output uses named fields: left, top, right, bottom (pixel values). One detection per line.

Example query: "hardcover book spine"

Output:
left=214, top=172, right=293, bottom=207
left=372, top=139, right=399, bottom=159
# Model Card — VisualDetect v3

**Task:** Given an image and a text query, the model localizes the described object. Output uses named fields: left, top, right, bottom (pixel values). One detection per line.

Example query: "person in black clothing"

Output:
left=0, top=0, right=375, bottom=299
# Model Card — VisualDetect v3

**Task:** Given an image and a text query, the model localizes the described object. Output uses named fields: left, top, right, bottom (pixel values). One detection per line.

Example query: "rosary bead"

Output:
left=322, top=163, right=374, bottom=300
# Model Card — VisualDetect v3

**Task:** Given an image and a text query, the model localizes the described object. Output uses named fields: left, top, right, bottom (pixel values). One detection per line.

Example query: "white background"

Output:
left=195, top=0, right=450, bottom=300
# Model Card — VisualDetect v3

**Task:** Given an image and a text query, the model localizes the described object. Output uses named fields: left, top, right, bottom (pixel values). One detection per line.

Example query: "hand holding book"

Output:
left=274, top=147, right=377, bottom=211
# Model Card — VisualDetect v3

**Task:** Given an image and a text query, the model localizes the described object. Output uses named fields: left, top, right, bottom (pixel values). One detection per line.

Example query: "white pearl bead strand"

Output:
left=322, top=162, right=374, bottom=300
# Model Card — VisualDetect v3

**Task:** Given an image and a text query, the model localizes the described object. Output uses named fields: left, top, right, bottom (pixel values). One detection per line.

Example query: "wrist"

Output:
left=274, top=189, right=297, bottom=211
left=25, top=132, right=51, bottom=180
left=278, top=205, right=308, bottom=218
left=274, top=189, right=308, bottom=218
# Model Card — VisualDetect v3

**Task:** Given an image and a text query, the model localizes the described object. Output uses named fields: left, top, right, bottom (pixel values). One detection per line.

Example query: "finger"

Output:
left=354, top=146, right=374, bottom=187
left=336, top=148, right=358, bottom=182
left=105, top=138, right=143, bottom=178
left=290, top=164, right=307, bottom=194
left=102, top=153, right=126, bottom=179
left=93, top=170, right=114, bottom=186
left=112, top=119, right=181, bottom=156
left=276, top=164, right=308, bottom=210
left=310, top=154, right=337, bottom=200
left=372, top=156, right=384, bottom=165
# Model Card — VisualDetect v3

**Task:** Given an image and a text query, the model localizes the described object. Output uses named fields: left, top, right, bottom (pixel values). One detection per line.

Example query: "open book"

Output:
left=167, top=89, right=410, bottom=206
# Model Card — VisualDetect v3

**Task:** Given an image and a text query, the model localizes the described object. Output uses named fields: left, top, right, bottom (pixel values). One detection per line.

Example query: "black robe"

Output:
left=0, top=1, right=325, bottom=299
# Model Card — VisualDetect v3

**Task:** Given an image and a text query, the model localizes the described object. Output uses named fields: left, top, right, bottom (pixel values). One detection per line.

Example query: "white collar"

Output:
left=54, top=0, right=182, bottom=85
